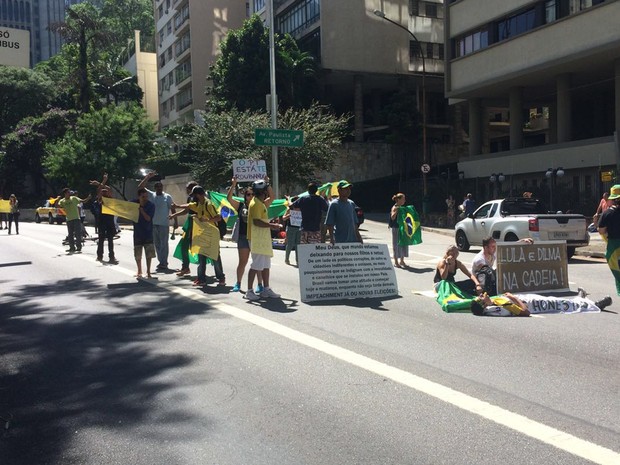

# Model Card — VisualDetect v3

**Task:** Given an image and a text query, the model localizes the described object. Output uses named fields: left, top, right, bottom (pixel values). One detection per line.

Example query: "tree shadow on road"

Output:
left=0, top=277, right=221, bottom=465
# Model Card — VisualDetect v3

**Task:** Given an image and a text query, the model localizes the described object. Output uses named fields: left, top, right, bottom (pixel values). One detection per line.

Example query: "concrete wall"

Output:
left=448, top=0, right=533, bottom=36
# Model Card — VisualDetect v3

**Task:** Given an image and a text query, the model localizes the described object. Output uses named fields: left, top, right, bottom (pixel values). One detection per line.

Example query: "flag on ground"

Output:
left=435, top=280, right=475, bottom=313
left=397, top=205, right=422, bottom=246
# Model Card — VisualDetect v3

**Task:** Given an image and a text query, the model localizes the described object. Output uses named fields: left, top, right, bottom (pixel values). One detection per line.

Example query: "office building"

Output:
left=445, top=0, right=620, bottom=209
left=154, top=0, right=247, bottom=129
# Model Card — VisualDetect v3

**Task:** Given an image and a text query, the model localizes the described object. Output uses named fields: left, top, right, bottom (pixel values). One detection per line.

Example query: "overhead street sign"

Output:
left=255, top=128, right=304, bottom=148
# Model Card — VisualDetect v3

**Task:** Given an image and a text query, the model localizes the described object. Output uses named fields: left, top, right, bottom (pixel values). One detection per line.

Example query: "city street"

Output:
left=0, top=219, right=619, bottom=465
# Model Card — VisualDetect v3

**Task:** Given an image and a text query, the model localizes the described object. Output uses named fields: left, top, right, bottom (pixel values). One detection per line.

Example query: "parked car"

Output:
left=35, top=200, right=66, bottom=224
left=454, top=197, right=589, bottom=259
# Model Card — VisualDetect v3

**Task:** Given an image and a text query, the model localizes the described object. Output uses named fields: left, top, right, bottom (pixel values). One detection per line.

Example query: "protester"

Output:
left=171, top=186, right=225, bottom=287
left=470, top=292, right=530, bottom=316
left=597, top=184, right=620, bottom=296
left=291, top=182, right=328, bottom=244
left=138, top=171, right=177, bottom=271
left=244, top=178, right=283, bottom=301
left=389, top=192, right=408, bottom=268
left=57, top=188, right=91, bottom=253
left=172, top=181, right=199, bottom=276
left=325, top=180, right=362, bottom=244
left=133, top=188, right=156, bottom=278
left=471, top=236, right=534, bottom=295
left=283, top=202, right=301, bottom=265
left=226, top=178, right=263, bottom=293
left=90, top=173, right=118, bottom=264
left=434, top=245, right=482, bottom=295
left=7, top=194, right=19, bottom=235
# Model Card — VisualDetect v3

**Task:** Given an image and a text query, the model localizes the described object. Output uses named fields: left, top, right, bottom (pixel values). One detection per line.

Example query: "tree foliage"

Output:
left=207, top=15, right=319, bottom=112
left=101, top=0, right=156, bottom=54
left=0, top=66, right=55, bottom=136
left=163, top=103, right=349, bottom=193
left=2, top=109, right=78, bottom=197
left=44, top=104, right=156, bottom=196
left=380, top=91, right=422, bottom=144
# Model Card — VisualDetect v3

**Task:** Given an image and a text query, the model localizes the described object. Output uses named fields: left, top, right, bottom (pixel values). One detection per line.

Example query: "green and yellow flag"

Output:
left=397, top=205, right=422, bottom=246
left=209, top=191, right=289, bottom=223
left=101, top=197, right=139, bottom=223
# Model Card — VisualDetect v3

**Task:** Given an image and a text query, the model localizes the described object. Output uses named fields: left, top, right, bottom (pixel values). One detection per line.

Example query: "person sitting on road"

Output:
left=434, top=245, right=483, bottom=295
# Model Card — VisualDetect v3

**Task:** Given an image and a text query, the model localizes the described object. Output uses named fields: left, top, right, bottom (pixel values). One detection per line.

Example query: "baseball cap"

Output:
left=337, top=180, right=352, bottom=189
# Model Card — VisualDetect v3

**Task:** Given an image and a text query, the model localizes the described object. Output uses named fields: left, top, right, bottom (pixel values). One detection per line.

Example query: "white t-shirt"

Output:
left=472, top=250, right=495, bottom=275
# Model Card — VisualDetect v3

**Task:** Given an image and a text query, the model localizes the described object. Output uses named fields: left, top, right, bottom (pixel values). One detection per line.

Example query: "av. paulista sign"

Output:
left=0, top=27, right=29, bottom=68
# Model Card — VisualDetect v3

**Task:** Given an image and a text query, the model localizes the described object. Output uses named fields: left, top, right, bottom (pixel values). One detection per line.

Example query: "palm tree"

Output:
left=49, top=3, right=112, bottom=113
left=277, top=39, right=318, bottom=109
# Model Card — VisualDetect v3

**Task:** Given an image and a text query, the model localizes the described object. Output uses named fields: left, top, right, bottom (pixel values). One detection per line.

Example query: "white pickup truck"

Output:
left=454, top=197, right=589, bottom=258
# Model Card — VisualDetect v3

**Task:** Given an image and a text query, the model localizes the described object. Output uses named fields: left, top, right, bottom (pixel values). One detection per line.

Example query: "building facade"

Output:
left=445, top=0, right=620, bottom=211
left=0, top=0, right=89, bottom=66
left=154, top=0, right=247, bottom=130
left=124, top=30, right=159, bottom=124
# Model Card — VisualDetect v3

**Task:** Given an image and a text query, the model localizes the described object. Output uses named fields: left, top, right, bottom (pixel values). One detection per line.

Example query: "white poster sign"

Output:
left=233, top=159, right=267, bottom=181
left=0, top=27, right=30, bottom=68
left=289, top=210, right=302, bottom=227
left=297, top=243, right=399, bottom=302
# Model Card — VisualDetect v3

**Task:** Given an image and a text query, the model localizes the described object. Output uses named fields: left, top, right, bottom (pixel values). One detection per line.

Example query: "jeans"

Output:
left=8, top=212, right=19, bottom=234
left=153, top=224, right=169, bottom=267
left=197, top=254, right=225, bottom=282
left=97, top=214, right=116, bottom=259
left=66, top=218, right=82, bottom=251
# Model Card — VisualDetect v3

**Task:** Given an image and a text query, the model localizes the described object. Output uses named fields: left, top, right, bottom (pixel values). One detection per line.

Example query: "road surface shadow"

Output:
left=0, top=277, right=221, bottom=465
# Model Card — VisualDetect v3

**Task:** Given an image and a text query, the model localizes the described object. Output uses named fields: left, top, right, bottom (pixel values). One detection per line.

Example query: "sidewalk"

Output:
left=364, top=212, right=605, bottom=259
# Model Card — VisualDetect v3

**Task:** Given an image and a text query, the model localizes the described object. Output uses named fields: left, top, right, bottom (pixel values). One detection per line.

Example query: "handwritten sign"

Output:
left=297, top=243, right=398, bottom=302
left=289, top=210, right=302, bottom=227
left=233, top=159, right=267, bottom=181
left=496, top=241, right=569, bottom=294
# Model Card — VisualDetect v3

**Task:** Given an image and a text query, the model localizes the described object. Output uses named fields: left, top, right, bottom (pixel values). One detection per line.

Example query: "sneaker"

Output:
left=256, top=284, right=264, bottom=293
left=96, top=256, right=103, bottom=262
left=218, top=278, right=226, bottom=286
left=176, top=268, right=190, bottom=276
left=260, top=287, right=281, bottom=299
left=192, top=279, right=205, bottom=287
left=156, top=264, right=168, bottom=270
left=594, top=296, right=612, bottom=311
left=577, top=287, right=588, bottom=298
left=108, top=258, right=119, bottom=265
left=232, top=282, right=241, bottom=292
left=244, top=289, right=260, bottom=301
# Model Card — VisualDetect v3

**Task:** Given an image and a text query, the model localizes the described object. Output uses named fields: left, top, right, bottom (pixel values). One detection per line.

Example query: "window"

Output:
left=425, top=2, right=438, bottom=18
left=158, top=4, right=163, bottom=19
left=175, top=32, right=191, bottom=57
left=545, top=0, right=557, bottom=23
left=177, top=87, right=193, bottom=110
left=254, top=0, right=265, bottom=11
left=497, top=8, right=536, bottom=41
left=409, top=0, right=419, bottom=16
left=175, top=61, right=192, bottom=83
left=277, top=0, right=320, bottom=36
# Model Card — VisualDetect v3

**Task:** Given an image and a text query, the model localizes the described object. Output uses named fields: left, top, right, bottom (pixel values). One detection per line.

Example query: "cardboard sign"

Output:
left=496, top=241, right=569, bottom=294
left=297, top=243, right=398, bottom=302
left=233, top=159, right=267, bottom=181
left=289, top=210, right=302, bottom=227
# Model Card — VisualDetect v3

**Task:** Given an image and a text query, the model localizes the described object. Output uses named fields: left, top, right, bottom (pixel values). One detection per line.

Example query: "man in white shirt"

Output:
left=138, top=172, right=176, bottom=270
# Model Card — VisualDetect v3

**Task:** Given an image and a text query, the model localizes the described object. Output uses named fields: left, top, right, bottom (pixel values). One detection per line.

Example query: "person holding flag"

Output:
left=389, top=192, right=423, bottom=268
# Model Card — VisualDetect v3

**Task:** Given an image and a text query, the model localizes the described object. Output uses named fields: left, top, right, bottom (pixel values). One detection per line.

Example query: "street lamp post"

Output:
left=489, top=173, right=505, bottom=199
left=373, top=9, right=427, bottom=205
left=545, top=167, right=564, bottom=212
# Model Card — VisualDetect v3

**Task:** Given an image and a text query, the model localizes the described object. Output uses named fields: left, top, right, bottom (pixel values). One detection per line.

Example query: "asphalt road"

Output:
left=0, top=219, right=618, bottom=465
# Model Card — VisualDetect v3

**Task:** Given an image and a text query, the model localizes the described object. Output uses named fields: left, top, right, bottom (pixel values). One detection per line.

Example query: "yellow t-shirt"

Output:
left=247, top=197, right=273, bottom=256
left=491, top=296, right=524, bottom=316
left=188, top=200, right=217, bottom=221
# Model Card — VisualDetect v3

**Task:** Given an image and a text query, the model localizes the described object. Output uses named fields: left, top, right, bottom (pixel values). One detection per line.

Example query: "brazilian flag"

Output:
left=209, top=190, right=289, bottom=225
left=435, top=280, right=474, bottom=313
left=397, top=205, right=422, bottom=246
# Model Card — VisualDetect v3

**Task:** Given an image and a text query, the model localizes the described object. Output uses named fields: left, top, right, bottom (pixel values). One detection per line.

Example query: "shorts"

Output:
left=237, top=235, right=250, bottom=250
left=300, top=230, right=322, bottom=244
left=250, top=253, right=271, bottom=271
left=134, top=242, right=156, bottom=260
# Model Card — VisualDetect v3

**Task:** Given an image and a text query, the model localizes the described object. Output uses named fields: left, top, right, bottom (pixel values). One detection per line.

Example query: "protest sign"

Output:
left=233, top=159, right=267, bottom=181
left=297, top=243, right=398, bottom=302
left=496, top=241, right=569, bottom=294
left=289, top=210, right=302, bottom=227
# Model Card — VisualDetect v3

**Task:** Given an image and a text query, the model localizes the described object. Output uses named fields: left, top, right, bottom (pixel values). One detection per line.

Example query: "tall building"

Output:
left=0, top=0, right=87, bottom=66
left=445, top=0, right=620, bottom=210
left=154, top=0, right=247, bottom=130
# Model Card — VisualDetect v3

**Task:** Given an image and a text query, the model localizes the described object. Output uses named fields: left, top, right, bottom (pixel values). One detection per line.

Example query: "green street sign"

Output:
left=254, top=128, right=304, bottom=147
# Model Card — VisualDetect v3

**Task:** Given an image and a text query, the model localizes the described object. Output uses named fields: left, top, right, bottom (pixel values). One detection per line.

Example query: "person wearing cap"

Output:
left=291, top=182, right=328, bottom=244
left=325, top=180, right=363, bottom=244
left=138, top=171, right=177, bottom=271
left=171, top=185, right=225, bottom=286
left=56, top=188, right=91, bottom=253
left=244, top=177, right=283, bottom=301
left=597, top=184, right=620, bottom=297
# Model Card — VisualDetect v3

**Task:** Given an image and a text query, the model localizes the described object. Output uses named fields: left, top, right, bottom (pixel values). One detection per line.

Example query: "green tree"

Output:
left=2, top=109, right=78, bottom=197
left=44, top=104, right=156, bottom=196
left=207, top=15, right=319, bottom=112
left=49, top=3, right=112, bottom=113
left=163, top=103, right=349, bottom=192
left=0, top=66, right=55, bottom=136
left=101, top=0, right=156, bottom=55
left=380, top=91, right=421, bottom=144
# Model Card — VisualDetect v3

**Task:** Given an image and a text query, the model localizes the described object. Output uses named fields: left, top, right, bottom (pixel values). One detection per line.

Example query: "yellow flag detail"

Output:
left=101, top=197, right=139, bottom=223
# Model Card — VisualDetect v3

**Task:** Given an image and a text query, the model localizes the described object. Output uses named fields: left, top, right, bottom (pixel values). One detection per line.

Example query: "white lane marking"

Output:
left=23, top=233, right=618, bottom=464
